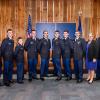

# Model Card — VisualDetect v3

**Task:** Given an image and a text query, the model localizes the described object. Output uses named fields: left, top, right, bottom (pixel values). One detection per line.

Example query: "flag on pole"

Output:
left=27, top=15, right=32, bottom=38
left=78, top=16, right=82, bottom=33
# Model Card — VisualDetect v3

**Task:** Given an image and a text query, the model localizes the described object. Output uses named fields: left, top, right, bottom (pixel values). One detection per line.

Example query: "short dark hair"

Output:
left=43, top=30, right=48, bottom=34
left=7, top=29, right=12, bottom=33
left=64, top=30, right=69, bottom=33
left=17, top=37, right=23, bottom=42
left=55, top=30, right=59, bottom=33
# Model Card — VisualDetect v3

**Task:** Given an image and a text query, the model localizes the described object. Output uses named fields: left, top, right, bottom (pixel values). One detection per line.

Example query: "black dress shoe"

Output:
left=28, top=79, right=32, bottom=82
left=40, top=77, right=45, bottom=81
left=45, top=75, right=49, bottom=77
left=17, top=81, right=24, bottom=84
left=4, top=82, right=10, bottom=87
left=51, top=74, right=57, bottom=77
left=66, top=77, right=72, bottom=81
left=9, top=80, right=14, bottom=84
left=32, top=77, right=39, bottom=80
left=18, top=82, right=24, bottom=84
left=77, top=79, right=83, bottom=83
left=56, top=77, right=62, bottom=81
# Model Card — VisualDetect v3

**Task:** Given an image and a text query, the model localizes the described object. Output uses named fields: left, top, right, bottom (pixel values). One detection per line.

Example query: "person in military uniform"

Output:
left=73, top=31, right=86, bottom=83
left=62, top=30, right=73, bottom=81
left=39, top=31, right=51, bottom=81
left=14, top=37, right=24, bottom=84
left=1, top=29, right=14, bottom=86
left=0, top=42, right=3, bottom=86
left=24, top=30, right=39, bottom=82
left=95, top=36, right=100, bottom=80
left=52, top=30, right=63, bottom=81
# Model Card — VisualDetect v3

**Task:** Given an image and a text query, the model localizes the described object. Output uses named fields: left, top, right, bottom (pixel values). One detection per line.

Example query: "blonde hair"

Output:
left=88, top=33, right=94, bottom=37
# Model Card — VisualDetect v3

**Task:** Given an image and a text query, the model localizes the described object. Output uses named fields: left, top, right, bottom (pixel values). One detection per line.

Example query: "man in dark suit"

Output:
left=96, top=36, right=100, bottom=80
left=39, top=31, right=51, bottom=81
left=24, top=30, right=39, bottom=82
left=73, top=31, right=86, bottom=83
left=52, top=31, right=63, bottom=81
left=1, top=29, right=14, bottom=86
left=62, top=30, right=73, bottom=80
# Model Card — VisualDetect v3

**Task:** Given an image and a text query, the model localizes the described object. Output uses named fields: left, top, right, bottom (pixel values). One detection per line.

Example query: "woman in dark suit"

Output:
left=86, top=33, right=97, bottom=84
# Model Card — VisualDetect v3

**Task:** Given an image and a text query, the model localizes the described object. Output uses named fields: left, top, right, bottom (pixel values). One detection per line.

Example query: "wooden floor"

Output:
left=0, top=75, right=100, bottom=100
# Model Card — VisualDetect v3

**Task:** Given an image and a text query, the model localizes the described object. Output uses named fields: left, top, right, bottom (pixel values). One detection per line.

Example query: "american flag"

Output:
left=78, top=16, right=82, bottom=33
left=27, top=15, right=32, bottom=38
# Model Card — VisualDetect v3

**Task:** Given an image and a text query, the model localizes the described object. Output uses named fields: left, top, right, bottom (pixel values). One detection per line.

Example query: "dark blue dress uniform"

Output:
left=1, top=37, right=14, bottom=85
left=39, top=38, right=51, bottom=79
left=24, top=38, right=39, bottom=81
left=52, top=38, right=62, bottom=79
left=62, top=38, right=73, bottom=79
left=14, top=44, right=24, bottom=83
left=73, top=37, right=86, bottom=82
left=96, top=37, right=100, bottom=79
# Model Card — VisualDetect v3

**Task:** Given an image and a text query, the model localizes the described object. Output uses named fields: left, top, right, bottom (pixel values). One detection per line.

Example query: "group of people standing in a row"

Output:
left=0, top=29, right=100, bottom=87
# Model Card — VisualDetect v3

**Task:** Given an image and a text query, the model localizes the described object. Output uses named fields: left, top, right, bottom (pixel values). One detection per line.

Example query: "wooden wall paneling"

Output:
left=36, top=0, right=41, bottom=22
left=97, top=19, right=100, bottom=37
left=40, top=0, right=42, bottom=22
left=74, top=0, right=80, bottom=31
left=0, top=1, right=4, bottom=40
left=11, top=0, right=15, bottom=33
left=4, top=0, right=11, bottom=39
left=59, top=0, right=63, bottom=22
left=67, top=0, right=71, bottom=22
left=24, top=0, right=29, bottom=36
left=97, top=0, right=100, bottom=37
left=82, top=17, right=85, bottom=38
left=11, top=0, right=16, bottom=44
left=15, top=0, right=19, bottom=40
left=31, top=0, right=36, bottom=28
left=70, top=0, right=75, bottom=22
left=89, top=17, right=93, bottom=34
left=92, top=19, right=97, bottom=38
left=14, top=0, right=18, bottom=39
left=97, top=0, right=100, bottom=18
left=48, top=0, right=53, bottom=22
left=1, top=0, right=4, bottom=39
left=93, top=0, right=97, bottom=37
left=41, top=0, right=48, bottom=22
left=17, top=0, right=20, bottom=38
left=63, top=0, right=67, bottom=22
left=54, top=0, right=59, bottom=22
left=84, top=18, right=90, bottom=40
left=23, top=0, right=26, bottom=38
left=19, top=0, right=25, bottom=38
left=82, top=0, right=92, bottom=18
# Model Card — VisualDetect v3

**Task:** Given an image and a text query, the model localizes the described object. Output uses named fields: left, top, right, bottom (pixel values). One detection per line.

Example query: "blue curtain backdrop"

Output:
left=36, top=23, right=76, bottom=39
left=36, top=23, right=76, bottom=48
